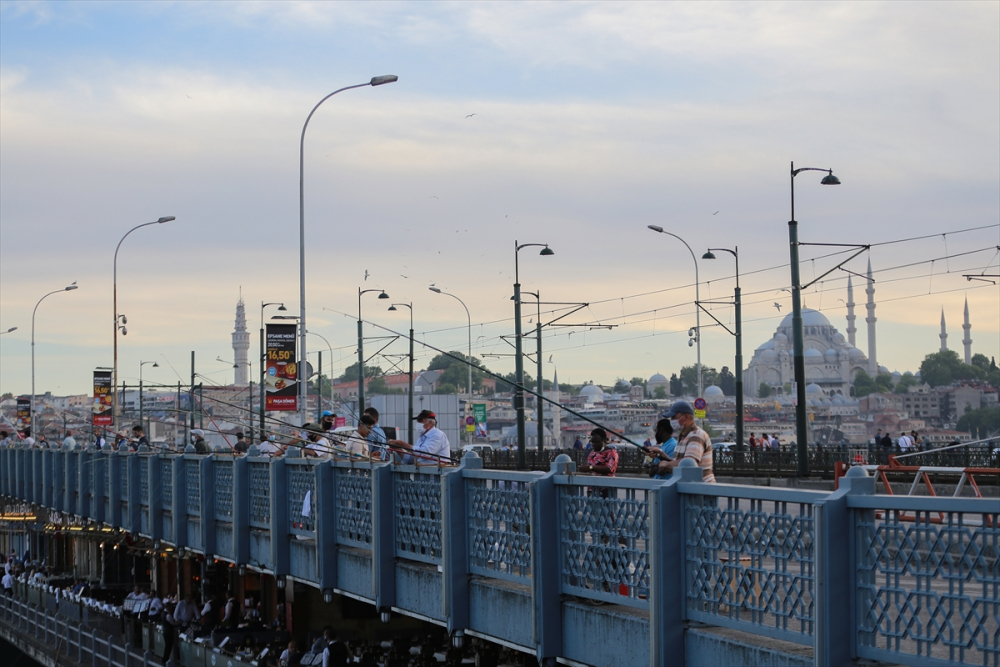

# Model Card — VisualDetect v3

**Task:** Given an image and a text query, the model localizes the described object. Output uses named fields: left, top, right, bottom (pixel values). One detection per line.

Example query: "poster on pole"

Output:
left=16, top=397, right=31, bottom=433
left=93, top=371, right=113, bottom=426
left=473, top=403, right=487, bottom=437
left=265, top=323, right=298, bottom=411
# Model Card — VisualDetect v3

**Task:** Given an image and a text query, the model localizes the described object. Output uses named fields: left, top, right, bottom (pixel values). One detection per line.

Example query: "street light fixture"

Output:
left=32, top=283, right=79, bottom=432
left=702, top=247, right=743, bottom=449
left=648, top=225, right=702, bottom=401
left=259, top=302, right=287, bottom=441
left=388, top=302, right=415, bottom=444
left=139, top=361, right=159, bottom=432
left=789, top=161, right=840, bottom=476
left=306, top=330, right=335, bottom=420
left=429, top=287, right=473, bottom=444
left=297, top=75, right=398, bottom=428
left=513, top=241, right=554, bottom=470
left=0, top=327, right=17, bottom=335
left=114, top=216, right=174, bottom=430
left=358, top=289, right=390, bottom=414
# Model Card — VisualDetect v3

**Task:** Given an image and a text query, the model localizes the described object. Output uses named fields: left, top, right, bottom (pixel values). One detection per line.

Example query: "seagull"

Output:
left=466, top=113, right=477, bottom=118
left=548, top=355, right=553, bottom=363
left=364, top=270, right=369, bottom=281
left=774, top=302, right=783, bottom=312
left=430, top=196, right=439, bottom=199
left=713, top=211, right=719, bottom=215
left=400, top=274, right=408, bottom=279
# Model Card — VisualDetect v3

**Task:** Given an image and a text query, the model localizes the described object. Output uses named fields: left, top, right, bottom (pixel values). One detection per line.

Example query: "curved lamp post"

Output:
left=703, top=247, right=743, bottom=449
left=513, top=241, right=554, bottom=469
left=648, top=225, right=702, bottom=401
left=297, top=75, right=398, bottom=427
left=32, top=283, right=79, bottom=430
left=789, top=162, right=840, bottom=476
left=114, top=216, right=174, bottom=429
left=357, top=288, right=390, bottom=414
left=429, top=287, right=473, bottom=443
left=388, top=302, right=415, bottom=444
left=306, top=330, right=335, bottom=420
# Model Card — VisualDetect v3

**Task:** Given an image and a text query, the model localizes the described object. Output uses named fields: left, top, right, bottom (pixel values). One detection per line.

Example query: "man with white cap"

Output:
left=388, top=410, right=452, bottom=466
left=656, top=400, right=715, bottom=483
left=190, top=429, right=210, bottom=454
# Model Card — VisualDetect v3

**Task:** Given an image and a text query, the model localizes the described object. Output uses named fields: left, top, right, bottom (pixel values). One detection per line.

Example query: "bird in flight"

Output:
left=466, top=113, right=477, bottom=118
left=548, top=355, right=553, bottom=363
left=400, top=274, right=409, bottom=279
left=430, top=196, right=439, bottom=200
left=364, top=270, right=369, bottom=281
left=774, top=302, right=783, bottom=312
left=713, top=211, right=719, bottom=215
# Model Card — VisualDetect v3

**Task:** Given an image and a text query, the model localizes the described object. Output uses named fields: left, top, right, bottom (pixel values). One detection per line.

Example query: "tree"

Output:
left=338, top=362, right=384, bottom=384
left=971, top=353, right=991, bottom=373
left=367, top=377, right=391, bottom=395
left=893, top=373, right=919, bottom=394
left=613, top=378, right=632, bottom=394
left=679, top=365, right=717, bottom=395
left=956, top=406, right=1000, bottom=438
left=653, top=386, right=667, bottom=399
left=434, top=382, right=458, bottom=395
left=919, top=349, right=983, bottom=387
left=853, top=369, right=894, bottom=398
left=630, top=377, right=647, bottom=393
left=427, top=351, right=489, bottom=392
left=669, top=373, right=682, bottom=396
left=718, top=367, right=736, bottom=396
left=758, top=383, right=772, bottom=399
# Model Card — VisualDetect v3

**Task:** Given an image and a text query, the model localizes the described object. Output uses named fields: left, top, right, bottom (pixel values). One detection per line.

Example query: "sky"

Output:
left=1, top=1, right=998, bottom=398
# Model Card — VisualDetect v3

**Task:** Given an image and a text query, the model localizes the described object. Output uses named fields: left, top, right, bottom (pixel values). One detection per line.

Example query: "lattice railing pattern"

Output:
left=214, top=461, right=233, bottom=520
left=287, top=465, right=316, bottom=534
left=559, top=484, right=651, bottom=607
left=248, top=462, right=271, bottom=526
left=855, top=508, right=1000, bottom=666
left=394, top=471, right=442, bottom=564
left=139, top=459, right=149, bottom=506
left=336, top=468, right=371, bottom=548
left=468, top=477, right=531, bottom=582
left=684, top=495, right=815, bottom=643
left=161, top=459, right=173, bottom=506
left=185, top=460, right=201, bottom=515
left=119, top=459, right=129, bottom=501
left=87, top=456, right=94, bottom=500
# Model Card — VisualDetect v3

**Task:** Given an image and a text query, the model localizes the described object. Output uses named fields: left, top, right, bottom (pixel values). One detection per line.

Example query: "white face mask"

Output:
left=670, top=419, right=682, bottom=432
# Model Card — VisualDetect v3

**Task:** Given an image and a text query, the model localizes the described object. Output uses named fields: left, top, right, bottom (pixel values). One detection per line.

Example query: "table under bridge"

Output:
left=0, top=444, right=997, bottom=667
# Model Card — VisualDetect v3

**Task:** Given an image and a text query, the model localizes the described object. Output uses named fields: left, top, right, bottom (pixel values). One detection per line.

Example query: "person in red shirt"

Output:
left=578, top=428, right=618, bottom=476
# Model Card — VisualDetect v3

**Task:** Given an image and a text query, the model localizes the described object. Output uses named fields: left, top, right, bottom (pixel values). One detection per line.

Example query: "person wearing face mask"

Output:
left=387, top=410, right=452, bottom=466
left=645, top=419, right=677, bottom=479
left=190, top=429, right=210, bottom=454
left=657, top=401, right=715, bottom=482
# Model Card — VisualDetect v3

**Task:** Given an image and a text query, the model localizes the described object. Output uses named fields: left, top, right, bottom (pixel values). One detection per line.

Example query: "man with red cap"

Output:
left=388, top=410, right=452, bottom=466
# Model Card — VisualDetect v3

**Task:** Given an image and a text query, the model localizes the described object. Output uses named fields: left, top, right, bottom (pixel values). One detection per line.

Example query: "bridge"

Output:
left=1, top=443, right=997, bottom=666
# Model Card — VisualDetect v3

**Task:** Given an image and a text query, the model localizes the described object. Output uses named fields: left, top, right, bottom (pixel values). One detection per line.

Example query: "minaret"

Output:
left=865, top=259, right=878, bottom=374
left=962, top=297, right=972, bottom=364
left=846, top=275, right=857, bottom=347
left=232, top=297, right=250, bottom=386
left=939, top=309, right=948, bottom=352
left=551, top=367, right=561, bottom=448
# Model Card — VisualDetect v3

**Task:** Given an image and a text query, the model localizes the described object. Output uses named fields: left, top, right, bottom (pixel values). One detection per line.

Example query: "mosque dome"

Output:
left=778, top=308, right=832, bottom=330
left=831, top=395, right=845, bottom=406
left=848, top=347, right=866, bottom=358
left=804, top=348, right=823, bottom=361
left=704, top=385, right=725, bottom=403
left=820, top=397, right=833, bottom=407
left=833, top=333, right=846, bottom=344
left=773, top=333, right=788, bottom=344
left=878, top=365, right=890, bottom=374
left=805, top=383, right=824, bottom=395
left=891, top=371, right=902, bottom=381
left=757, top=340, right=775, bottom=351
left=824, top=349, right=838, bottom=360
left=580, top=384, right=604, bottom=399
left=758, top=349, right=778, bottom=361
left=649, top=373, right=667, bottom=383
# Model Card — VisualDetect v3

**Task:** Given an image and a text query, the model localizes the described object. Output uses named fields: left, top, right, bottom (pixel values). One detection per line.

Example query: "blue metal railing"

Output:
left=0, top=444, right=996, bottom=667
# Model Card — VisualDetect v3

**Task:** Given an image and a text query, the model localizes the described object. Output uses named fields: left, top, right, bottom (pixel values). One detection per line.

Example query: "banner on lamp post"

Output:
left=16, top=397, right=31, bottom=433
left=265, top=323, right=298, bottom=411
left=473, top=403, right=487, bottom=437
left=93, top=371, right=113, bottom=426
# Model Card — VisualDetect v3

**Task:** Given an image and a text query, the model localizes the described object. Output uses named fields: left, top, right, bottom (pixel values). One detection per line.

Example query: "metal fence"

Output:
left=1, top=443, right=997, bottom=667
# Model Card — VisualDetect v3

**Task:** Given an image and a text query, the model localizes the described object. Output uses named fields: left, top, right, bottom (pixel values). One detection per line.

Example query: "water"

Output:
left=0, top=636, right=43, bottom=667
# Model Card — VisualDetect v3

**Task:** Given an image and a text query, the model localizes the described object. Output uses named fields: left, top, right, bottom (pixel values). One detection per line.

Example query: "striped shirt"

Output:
left=674, top=424, right=715, bottom=483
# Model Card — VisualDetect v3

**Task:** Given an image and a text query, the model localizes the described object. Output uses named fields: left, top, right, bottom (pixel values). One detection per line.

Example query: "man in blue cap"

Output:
left=657, top=400, right=715, bottom=482
left=320, top=410, right=336, bottom=433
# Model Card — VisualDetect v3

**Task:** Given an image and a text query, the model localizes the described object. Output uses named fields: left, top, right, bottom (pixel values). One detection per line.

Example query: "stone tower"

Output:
left=846, top=275, right=857, bottom=347
left=232, top=298, right=250, bottom=386
left=963, top=297, right=972, bottom=364
left=865, top=259, right=877, bottom=374
left=940, top=309, right=948, bottom=352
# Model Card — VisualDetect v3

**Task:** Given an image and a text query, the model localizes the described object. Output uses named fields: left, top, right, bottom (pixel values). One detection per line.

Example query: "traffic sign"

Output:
left=465, top=416, right=475, bottom=425
left=694, top=397, right=707, bottom=410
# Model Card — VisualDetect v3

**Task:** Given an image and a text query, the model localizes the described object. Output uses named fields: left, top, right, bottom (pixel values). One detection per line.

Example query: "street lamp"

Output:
left=429, top=287, right=473, bottom=443
left=513, top=241, right=554, bottom=470
left=789, top=161, right=840, bottom=476
left=259, top=302, right=287, bottom=441
left=114, top=216, right=174, bottom=429
left=32, top=283, right=79, bottom=431
left=139, top=361, right=158, bottom=433
left=648, top=225, right=702, bottom=401
left=702, top=248, right=743, bottom=449
left=306, top=330, right=335, bottom=420
left=388, top=302, right=415, bottom=444
left=358, top=289, right=390, bottom=413
left=0, top=327, right=16, bottom=335
left=297, top=75, right=398, bottom=428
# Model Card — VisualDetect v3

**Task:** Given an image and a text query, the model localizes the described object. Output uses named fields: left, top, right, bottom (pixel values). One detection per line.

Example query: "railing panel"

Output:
left=467, top=475, right=532, bottom=583
left=214, top=460, right=234, bottom=521
left=853, top=502, right=1000, bottom=667
left=138, top=456, right=150, bottom=532
left=683, top=489, right=817, bottom=645
left=185, top=459, right=201, bottom=515
left=160, top=458, right=173, bottom=506
left=336, top=467, right=372, bottom=548
left=557, top=478, right=652, bottom=608
left=394, top=468, right=442, bottom=564
left=287, top=463, right=317, bottom=536
left=248, top=461, right=271, bottom=528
